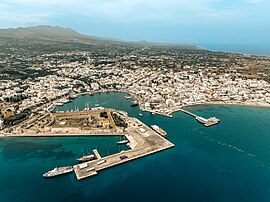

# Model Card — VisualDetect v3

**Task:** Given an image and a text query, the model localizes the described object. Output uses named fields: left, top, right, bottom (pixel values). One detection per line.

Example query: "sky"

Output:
left=0, top=0, right=269, bottom=45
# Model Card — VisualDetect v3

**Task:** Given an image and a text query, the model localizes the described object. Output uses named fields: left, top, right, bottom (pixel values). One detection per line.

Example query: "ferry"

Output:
left=43, top=166, right=73, bottom=178
left=195, top=116, right=208, bottom=124
left=77, top=154, right=95, bottom=162
left=151, top=125, right=167, bottom=138
left=196, top=116, right=220, bottom=124
left=208, top=117, right=220, bottom=122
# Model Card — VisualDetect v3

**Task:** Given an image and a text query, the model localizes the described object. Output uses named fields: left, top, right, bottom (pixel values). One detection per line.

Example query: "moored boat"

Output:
left=77, top=154, right=95, bottom=162
left=131, top=100, right=138, bottom=107
left=117, top=140, right=129, bottom=144
left=151, top=125, right=167, bottom=138
left=43, top=166, right=73, bottom=178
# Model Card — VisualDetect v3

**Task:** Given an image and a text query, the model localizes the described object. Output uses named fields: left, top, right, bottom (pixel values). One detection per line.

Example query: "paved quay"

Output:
left=74, top=117, right=174, bottom=180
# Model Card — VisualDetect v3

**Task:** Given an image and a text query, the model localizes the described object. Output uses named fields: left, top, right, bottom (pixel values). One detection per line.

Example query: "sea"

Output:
left=200, top=44, right=270, bottom=57
left=1, top=92, right=270, bottom=202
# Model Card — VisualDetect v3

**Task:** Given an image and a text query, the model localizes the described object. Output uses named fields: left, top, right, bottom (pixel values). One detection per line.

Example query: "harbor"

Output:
left=74, top=116, right=174, bottom=180
left=0, top=92, right=269, bottom=202
left=10, top=105, right=174, bottom=180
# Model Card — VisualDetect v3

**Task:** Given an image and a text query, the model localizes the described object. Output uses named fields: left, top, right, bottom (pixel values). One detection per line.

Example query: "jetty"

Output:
left=179, top=109, right=220, bottom=127
left=74, top=117, right=174, bottom=180
left=93, top=149, right=102, bottom=159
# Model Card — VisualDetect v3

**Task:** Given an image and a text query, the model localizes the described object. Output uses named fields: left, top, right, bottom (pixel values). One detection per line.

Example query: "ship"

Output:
left=196, top=116, right=220, bottom=127
left=77, top=154, right=95, bottom=162
left=195, top=116, right=208, bottom=124
left=131, top=100, right=139, bottom=107
left=43, top=166, right=73, bottom=178
left=208, top=117, right=220, bottom=122
left=151, top=125, right=167, bottom=138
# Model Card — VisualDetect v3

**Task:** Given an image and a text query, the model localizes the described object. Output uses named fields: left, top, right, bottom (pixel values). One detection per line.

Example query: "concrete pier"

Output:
left=93, top=149, right=102, bottom=159
left=179, top=109, right=219, bottom=127
left=74, top=117, right=174, bottom=180
left=179, top=109, right=197, bottom=117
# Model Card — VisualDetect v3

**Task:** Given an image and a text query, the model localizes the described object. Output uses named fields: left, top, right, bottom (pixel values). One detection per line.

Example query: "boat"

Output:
left=196, top=116, right=220, bottom=124
left=195, top=116, right=208, bottom=124
left=139, top=113, right=143, bottom=116
left=117, top=140, right=129, bottom=144
left=95, top=104, right=100, bottom=107
left=43, top=166, right=73, bottom=178
left=60, top=98, right=70, bottom=104
left=208, top=117, right=220, bottom=123
left=131, top=100, right=139, bottom=107
left=125, top=96, right=133, bottom=99
left=54, top=102, right=64, bottom=106
left=77, top=154, right=95, bottom=162
left=151, top=125, right=167, bottom=138
left=69, top=94, right=78, bottom=99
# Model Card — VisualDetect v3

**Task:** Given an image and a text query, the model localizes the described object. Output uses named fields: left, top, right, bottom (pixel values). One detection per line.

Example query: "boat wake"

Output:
left=203, top=136, right=268, bottom=168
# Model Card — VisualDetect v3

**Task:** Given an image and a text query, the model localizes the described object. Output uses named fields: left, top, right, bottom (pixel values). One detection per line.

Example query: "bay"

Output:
left=1, top=92, right=270, bottom=202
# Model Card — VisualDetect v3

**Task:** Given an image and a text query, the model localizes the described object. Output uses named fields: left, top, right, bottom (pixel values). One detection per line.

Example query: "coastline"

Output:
left=1, top=90, right=270, bottom=137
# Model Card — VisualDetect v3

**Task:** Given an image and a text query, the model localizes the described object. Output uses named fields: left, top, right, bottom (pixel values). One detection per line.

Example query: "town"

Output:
left=0, top=33, right=270, bottom=131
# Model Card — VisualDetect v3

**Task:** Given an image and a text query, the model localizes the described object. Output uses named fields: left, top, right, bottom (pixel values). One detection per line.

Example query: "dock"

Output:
left=74, top=117, right=174, bottom=180
left=179, top=109, right=219, bottom=127
left=179, top=109, right=197, bottom=117
left=93, top=149, right=102, bottom=159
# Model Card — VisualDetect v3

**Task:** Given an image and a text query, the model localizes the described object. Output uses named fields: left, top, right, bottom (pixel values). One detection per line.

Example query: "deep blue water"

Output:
left=1, top=92, right=270, bottom=202
left=201, top=43, right=270, bottom=57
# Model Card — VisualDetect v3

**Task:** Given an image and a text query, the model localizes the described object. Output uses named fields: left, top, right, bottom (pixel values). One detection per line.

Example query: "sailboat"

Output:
left=76, top=149, right=95, bottom=162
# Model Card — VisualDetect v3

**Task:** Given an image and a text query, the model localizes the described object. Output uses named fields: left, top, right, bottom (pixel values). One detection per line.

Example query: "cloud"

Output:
left=0, top=0, right=267, bottom=28
left=245, top=0, right=265, bottom=4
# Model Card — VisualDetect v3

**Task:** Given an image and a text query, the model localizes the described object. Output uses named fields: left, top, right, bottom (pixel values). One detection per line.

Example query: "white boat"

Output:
left=208, top=117, right=220, bottom=122
left=77, top=154, right=95, bottom=162
left=60, top=98, right=70, bottom=104
left=43, top=166, right=73, bottom=178
left=54, top=102, right=64, bottom=106
left=151, top=125, right=167, bottom=138
left=139, top=113, right=143, bottom=116
left=117, top=140, right=129, bottom=144
left=195, top=116, right=208, bottom=124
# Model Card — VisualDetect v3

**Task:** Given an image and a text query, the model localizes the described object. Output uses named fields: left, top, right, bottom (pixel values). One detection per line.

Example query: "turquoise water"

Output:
left=201, top=43, right=270, bottom=57
left=1, top=92, right=270, bottom=202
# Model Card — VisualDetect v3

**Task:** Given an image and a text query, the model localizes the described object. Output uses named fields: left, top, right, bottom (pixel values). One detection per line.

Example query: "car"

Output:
left=119, top=155, right=128, bottom=160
